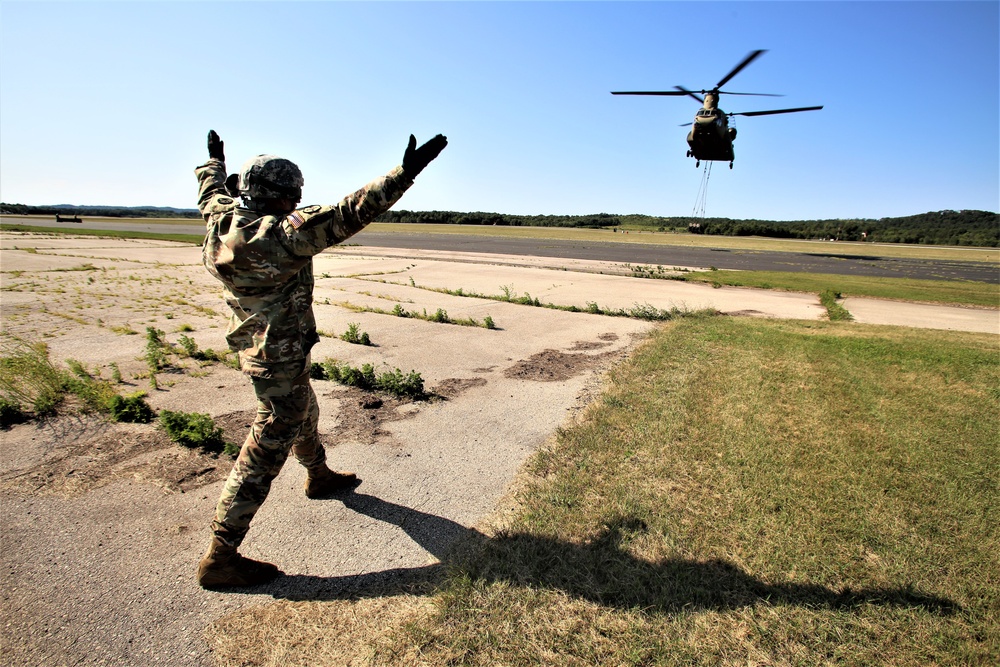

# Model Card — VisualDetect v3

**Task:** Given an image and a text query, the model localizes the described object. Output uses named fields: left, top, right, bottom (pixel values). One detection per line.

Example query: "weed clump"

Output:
left=159, top=409, right=237, bottom=456
left=0, top=337, right=158, bottom=424
left=178, top=334, right=199, bottom=358
left=311, top=359, right=425, bottom=398
left=145, top=327, right=170, bottom=387
left=340, top=323, right=372, bottom=346
left=108, top=392, right=155, bottom=423
left=499, top=284, right=541, bottom=306
left=61, top=363, right=119, bottom=414
left=0, top=338, right=67, bottom=416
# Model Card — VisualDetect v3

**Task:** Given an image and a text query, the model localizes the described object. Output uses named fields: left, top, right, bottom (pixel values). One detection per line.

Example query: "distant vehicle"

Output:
left=612, top=50, right=823, bottom=168
left=55, top=214, right=82, bottom=223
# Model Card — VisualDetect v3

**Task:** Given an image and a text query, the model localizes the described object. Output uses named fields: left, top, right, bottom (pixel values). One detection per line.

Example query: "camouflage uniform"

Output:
left=195, top=156, right=413, bottom=547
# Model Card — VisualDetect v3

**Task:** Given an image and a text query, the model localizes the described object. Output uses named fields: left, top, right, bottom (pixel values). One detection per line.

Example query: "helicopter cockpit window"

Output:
left=697, top=109, right=714, bottom=117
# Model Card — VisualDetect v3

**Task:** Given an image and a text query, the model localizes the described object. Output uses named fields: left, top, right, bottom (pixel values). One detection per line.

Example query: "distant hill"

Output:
left=2, top=203, right=996, bottom=247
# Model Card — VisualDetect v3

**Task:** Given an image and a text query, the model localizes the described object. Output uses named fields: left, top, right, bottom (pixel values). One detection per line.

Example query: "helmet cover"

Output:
left=238, top=155, right=304, bottom=201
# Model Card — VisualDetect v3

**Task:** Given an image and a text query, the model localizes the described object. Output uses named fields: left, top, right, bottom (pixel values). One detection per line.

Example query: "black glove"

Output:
left=402, top=134, right=447, bottom=178
left=207, top=130, right=225, bottom=162
left=225, top=173, right=240, bottom=197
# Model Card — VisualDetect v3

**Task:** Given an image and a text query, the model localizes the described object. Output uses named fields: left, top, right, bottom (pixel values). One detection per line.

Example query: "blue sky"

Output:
left=1, top=1, right=997, bottom=220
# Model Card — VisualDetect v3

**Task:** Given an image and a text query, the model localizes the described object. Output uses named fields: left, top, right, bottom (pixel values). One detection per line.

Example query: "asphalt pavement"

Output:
left=353, top=231, right=1000, bottom=283
left=4, top=217, right=997, bottom=284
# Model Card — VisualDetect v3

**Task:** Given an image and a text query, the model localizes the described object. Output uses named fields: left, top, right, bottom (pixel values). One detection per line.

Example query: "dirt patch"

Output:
left=431, top=377, right=488, bottom=398
left=322, top=377, right=492, bottom=446
left=504, top=348, right=618, bottom=383
left=320, top=386, right=422, bottom=447
left=568, top=340, right=611, bottom=351
left=0, top=410, right=245, bottom=498
left=0, top=377, right=495, bottom=499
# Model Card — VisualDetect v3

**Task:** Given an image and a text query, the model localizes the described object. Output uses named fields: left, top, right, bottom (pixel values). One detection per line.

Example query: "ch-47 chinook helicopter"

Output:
left=612, top=50, right=823, bottom=168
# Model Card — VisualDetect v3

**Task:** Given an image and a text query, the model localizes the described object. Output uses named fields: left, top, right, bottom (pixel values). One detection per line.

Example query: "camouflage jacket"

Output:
left=195, top=158, right=413, bottom=375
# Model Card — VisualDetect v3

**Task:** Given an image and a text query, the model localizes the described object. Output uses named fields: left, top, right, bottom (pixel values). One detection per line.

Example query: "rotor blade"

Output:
left=611, top=91, right=691, bottom=96
left=730, top=105, right=824, bottom=117
left=674, top=85, right=704, bottom=104
left=718, top=91, right=784, bottom=97
left=716, top=49, right=767, bottom=89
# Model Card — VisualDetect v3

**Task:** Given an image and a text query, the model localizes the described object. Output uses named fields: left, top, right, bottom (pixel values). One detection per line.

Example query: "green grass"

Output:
left=209, top=318, right=1000, bottom=666
left=682, top=269, right=999, bottom=309
left=820, top=289, right=854, bottom=321
left=0, top=222, right=202, bottom=245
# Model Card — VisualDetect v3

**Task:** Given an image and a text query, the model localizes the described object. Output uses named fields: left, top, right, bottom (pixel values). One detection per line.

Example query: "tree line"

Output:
left=3, top=202, right=995, bottom=247
left=377, top=209, right=998, bottom=247
left=684, top=210, right=998, bottom=246
left=0, top=203, right=199, bottom=219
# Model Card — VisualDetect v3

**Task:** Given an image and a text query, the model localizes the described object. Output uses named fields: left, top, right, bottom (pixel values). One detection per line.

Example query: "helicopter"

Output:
left=612, top=50, right=823, bottom=168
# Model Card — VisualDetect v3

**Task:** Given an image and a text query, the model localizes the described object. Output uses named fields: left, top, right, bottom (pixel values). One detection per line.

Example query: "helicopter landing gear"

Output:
left=695, top=160, right=700, bottom=168
left=729, top=161, right=733, bottom=169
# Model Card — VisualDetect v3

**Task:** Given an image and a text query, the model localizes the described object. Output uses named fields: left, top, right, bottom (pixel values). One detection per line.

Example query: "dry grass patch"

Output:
left=204, top=317, right=998, bottom=666
left=207, top=596, right=436, bottom=667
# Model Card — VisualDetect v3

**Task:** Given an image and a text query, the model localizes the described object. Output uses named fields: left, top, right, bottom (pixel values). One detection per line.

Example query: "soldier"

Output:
left=194, top=129, right=447, bottom=588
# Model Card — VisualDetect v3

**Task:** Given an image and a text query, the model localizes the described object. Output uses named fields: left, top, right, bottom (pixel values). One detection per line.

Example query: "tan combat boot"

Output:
left=305, top=466, right=361, bottom=499
left=197, top=538, right=282, bottom=589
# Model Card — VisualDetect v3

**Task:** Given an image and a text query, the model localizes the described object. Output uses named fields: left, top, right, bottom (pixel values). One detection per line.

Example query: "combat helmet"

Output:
left=238, top=155, right=304, bottom=209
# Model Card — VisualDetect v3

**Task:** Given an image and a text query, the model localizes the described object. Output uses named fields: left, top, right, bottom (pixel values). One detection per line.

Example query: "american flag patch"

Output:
left=288, top=211, right=306, bottom=229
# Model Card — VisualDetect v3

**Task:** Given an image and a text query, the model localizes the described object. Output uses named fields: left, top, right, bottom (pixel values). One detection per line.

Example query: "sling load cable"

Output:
left=692, top=161, right=712, bottom=218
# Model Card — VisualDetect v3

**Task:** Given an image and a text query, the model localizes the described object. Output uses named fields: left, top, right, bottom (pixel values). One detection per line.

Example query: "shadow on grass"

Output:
left=258, top=493, right=958, bottom=616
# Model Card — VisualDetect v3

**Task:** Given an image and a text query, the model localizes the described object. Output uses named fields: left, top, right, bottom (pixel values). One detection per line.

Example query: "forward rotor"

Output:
left=610, top=49, right=784, bottom=99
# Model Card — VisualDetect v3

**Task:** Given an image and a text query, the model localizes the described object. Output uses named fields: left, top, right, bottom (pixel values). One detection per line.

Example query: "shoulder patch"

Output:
left=302, top=205, right=321, bottom=214
left=288, top=211, right=307, bottom=229
left=218, top=197, right=233, bottom=205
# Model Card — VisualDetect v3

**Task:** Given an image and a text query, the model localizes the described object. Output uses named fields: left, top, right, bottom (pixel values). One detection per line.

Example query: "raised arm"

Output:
left=277, top=134, right=447, bottom=256
left=194, top=130, right=234, bottom=220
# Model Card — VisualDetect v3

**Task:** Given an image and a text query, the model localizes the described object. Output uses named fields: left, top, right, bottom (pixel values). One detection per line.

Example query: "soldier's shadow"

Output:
left=265, top=493, right=957, bottom=616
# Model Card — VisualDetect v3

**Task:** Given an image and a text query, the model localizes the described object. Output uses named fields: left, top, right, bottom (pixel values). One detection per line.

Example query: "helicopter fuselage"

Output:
left=686, top=94, right=736, bottom=165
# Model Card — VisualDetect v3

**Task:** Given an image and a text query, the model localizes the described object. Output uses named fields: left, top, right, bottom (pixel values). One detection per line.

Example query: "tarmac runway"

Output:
left=5, top=217, right=998, bottom=284
left=353, top=231, right=1000, bottom=283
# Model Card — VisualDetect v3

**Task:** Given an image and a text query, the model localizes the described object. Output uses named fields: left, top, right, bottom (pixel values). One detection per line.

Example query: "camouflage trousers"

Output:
left=211, top=358, right=326, bottom=548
